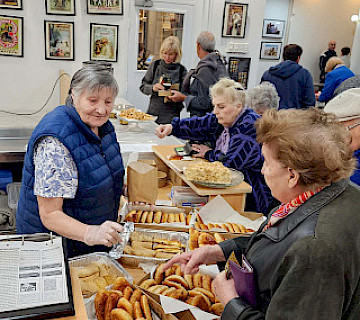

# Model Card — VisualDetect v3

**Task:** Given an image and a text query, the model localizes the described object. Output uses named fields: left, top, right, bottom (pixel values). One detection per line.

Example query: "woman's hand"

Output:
left=212, top=271, right=239, bottom=306
left=191, top=143, right=212, bottom=158
left=155, top=124, right=173, bottom=138
left=163, top=245, right=225, bottom=275
left=84, top=221, right=124, bottom=247
left=153, top=83, right=164, bottom=92
left=168, top=90, right=186, bottom=102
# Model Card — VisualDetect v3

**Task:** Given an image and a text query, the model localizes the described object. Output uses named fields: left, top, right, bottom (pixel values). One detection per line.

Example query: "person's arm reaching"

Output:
left=37, top=196, right=123, bottom=246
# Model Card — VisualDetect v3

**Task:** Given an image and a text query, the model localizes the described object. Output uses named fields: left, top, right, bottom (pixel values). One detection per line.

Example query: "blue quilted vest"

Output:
left=16, top=105, right=124, bottom=257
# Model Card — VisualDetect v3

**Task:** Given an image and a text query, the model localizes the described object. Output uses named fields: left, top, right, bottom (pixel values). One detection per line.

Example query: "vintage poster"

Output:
left=222, top=2, right=248, bottom=38
left=45, top=0, right=75, bottom=15
left=0, top=0, right=22, bottom=9
left=0, top=15, right=23, bottom=57
left=87, top=0, right=123, bottom=15
left=90, top=23, right=118, bottom=62
left=45, top=21, right=74, bottom=60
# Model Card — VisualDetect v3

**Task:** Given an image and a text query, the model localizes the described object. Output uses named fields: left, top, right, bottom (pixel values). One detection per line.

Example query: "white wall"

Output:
left=288, top=0, right=359, bottom=83
left=256, top=0, right=290, bottom=82
left=0, top=0, right=359, bottom=118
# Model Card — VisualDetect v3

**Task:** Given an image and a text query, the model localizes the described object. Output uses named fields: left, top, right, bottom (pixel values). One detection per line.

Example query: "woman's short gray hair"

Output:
left=197, top=31, right=215, bottom=52
left=210, top=78, right=246, bottom=107
left=66, top=65, right=119, bottom=106
left=247, top=82, right=279, bottom=115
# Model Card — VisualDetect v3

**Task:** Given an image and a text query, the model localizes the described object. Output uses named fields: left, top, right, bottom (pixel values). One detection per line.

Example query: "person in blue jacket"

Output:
left=155, top=78, right=273, bottom=215
left=316, top=57, right=355, bottom=103
left=324, top=88, right=360, bottom=185
left=16, top=66, right=125, bottom=258
left=261, top=44, right=315, bottom=110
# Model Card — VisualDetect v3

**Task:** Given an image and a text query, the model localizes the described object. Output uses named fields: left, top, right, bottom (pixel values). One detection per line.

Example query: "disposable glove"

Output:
left=84, top=221, right=124, bottom=247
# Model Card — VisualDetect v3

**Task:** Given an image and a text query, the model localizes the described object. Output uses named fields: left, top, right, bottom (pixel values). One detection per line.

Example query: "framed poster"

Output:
left=228, top=57, right=251, bottom=89
left=0, top=15, right=23, bottom=57
left=90, top=23, right=118, bottom=62
left=0, top=0, right=22, bottom=9
left=45, top=0, right=76, bottom=16
left=44, top=20, right=74, bottom=60
left=260, top=42, right=282, bottom=60
left=87, top=0, right=123, bottom=15
left=262, top=19, right=285, bottom=38
left=222, top=2, right=248, bottom=38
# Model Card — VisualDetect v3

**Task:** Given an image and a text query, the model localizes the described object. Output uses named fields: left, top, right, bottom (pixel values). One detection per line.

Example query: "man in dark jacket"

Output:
left=261, top=44, right=315, bottom=110
left=319, top=40, right=337, bottom=83
left=168, top=31, right=228, bottom=117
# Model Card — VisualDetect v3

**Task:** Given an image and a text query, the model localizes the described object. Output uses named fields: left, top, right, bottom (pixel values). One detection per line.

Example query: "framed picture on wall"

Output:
left=45, top=0, right=76, bottom=16
left=262, top=19, right=285, bottom=38
left=260, top=41, right=282, bottom=60
left=222, top=2, right=248, bottom=38
left=44, top=20, right=74, bottom=60
left=87, top=0, right=123, bottom=15
left=0, top=15, right=23, bottom=57
left=0, top=0, right=22, bottom=9
left=90, top=23, right=118, bottom=62
left=228, top=57, right=251, bottom=89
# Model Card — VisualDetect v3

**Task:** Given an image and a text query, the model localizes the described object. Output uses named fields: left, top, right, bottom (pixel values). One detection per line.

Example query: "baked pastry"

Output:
left=153, top=211, right=162, bottom=224
left=210, top=303, right=224, bottom=316
left=140, top=295, right=152, bottom=320
left=117, top=297, right=134, bottom=317
left=110, top=308, right=133, bottom=320
left=95, top=289, right=110, bottom=320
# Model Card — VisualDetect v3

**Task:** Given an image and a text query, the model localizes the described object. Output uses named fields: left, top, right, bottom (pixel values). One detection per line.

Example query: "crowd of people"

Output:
left=15, top=31, right=360, bottom=319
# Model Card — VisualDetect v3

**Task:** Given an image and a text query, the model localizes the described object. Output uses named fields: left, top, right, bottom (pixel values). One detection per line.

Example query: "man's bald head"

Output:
left=328, top=40, right=336, bottom=50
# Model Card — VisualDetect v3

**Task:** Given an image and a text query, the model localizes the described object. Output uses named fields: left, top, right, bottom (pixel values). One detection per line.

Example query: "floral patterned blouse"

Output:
left=34, top=136, right=78, bottom=198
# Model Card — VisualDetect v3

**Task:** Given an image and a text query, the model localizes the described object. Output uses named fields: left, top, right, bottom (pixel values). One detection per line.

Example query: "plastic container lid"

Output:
left=6, top=182, right=21, bottom=210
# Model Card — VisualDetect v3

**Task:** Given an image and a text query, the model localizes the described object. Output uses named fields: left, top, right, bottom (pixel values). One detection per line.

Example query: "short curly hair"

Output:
left=210, top=78, right=246, bottom=108
left=247, top=82, right=279, bottom=115
left=256, top=108, right=356, bottom=188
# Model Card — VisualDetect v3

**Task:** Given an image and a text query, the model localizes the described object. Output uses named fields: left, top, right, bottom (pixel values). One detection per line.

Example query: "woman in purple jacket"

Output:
left=155, top=78, right=273, bottom=214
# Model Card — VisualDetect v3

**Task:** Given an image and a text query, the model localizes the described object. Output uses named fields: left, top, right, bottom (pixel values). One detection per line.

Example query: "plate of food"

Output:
left=184, top=161, right=244, bottom=188
left=116, top=107, right=157, bottom=123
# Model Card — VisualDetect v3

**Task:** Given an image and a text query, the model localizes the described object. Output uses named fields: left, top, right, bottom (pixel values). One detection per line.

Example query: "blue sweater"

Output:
left=261, top=60, right=315, bottom=109
left=351, top=149, right=360, bottom=186
left=318, top=66, right=355, bottom=102
left=17, top=105, right=124, bottom=257
left=171, top=110, right=273, bottom=214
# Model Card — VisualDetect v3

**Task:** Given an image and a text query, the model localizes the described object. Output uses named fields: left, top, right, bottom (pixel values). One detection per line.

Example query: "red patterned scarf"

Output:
left=263, top=187, right=324, bottom=231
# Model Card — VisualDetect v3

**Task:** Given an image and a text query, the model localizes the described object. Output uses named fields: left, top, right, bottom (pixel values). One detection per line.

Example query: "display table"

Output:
left=152, top=145, right=252, bottom=213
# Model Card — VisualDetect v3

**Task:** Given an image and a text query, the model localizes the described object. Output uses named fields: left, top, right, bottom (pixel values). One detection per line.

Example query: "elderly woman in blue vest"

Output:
left=16, top=66, right=125, bottom=258
left=155, top=78, right=273, bottom=215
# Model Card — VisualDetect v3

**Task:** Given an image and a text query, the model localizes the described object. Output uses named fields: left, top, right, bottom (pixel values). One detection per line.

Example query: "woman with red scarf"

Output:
left=163, top=108, right=360, bottom=319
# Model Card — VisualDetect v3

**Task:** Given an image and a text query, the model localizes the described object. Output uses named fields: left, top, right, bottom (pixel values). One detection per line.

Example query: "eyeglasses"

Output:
left=346, top=122, right=360, bottom=131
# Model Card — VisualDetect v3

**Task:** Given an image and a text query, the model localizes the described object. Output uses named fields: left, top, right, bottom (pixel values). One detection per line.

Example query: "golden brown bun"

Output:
left=194, top=222, right=201, bottom=230
left=146, top=211, right=154, bottom=223
left=139, top=279, right=156, bottom=290
left=140, top=211, right=149, bottom=223
left=167, top=213, right=175, bottom=223
left=162, top=279, right=186, bottom=290
left=186, top=214, right=192, bottom=225
left=123, top=245, right=133, bottom=255
left=124, top=210, right=137, bottom=222
left=154, top=264, right=165, bottom=285
left=179, top=212, right=186, bottom=223
left=117, top=297, right=134, bottom=317
left=123, top=286, right=133, bottom=300
left=225, top=223, right=235, bottom=233
left=174, top=213, right=180, bottom=223
left=162, top=287, right=176, bottom=296
left=214, top=233, right=225, bottom=244
left=175, top=265, right=183, bottom=277
left=161, top=213, right=168, bottom=223
left=164, top=265, right=177, bottom=277
left=188, top=290, right=211, bottom=310
left=153, top=211, right=162, bottom=224
left=189, top=228, right=199, bottom=251
left=239, top=224, right=246, bottom=233
left=148, top=285, right=169, bottom=294
left=164, top=275, right=189, bottom=289
left=193, top=274, right=203, bottom=288
left=110, top=308, right=133, bottom=320
left=131, top=248, right=156, bottom=258
left=140, top=295, right=152, bottom=320
left=113, top=277, right=131, bottom=292
left=129, top=289, right=143, bottom=304
left=199, top=224, right=208, bottom=231
left=193, top=287, right=215, bottom=303
left=207, top=223, right=215, bottom=230
left=105, top=292, right=121, bottom=320
left=95, top=289, right=110, bottom=320
left=131, top=241, right=153, bottom=250
left=154, top=252, right=175, bottom=259
left=221, top=223, right=229, bottom=232
left=135, top=211, right=143, bottom=223
left=198, top=233, right=217, bottom=246
left=185, top=295, right=209, bottom=312
left=184, top=274, right=194, bottom=290
left=209, top=303, right=224, bottom=316
left=134, top=301, right=144, bottom=319
left=202, top=274, right=212, bottom=292
left=167, top=287, right=188, bottom=300
left=231, top=223, right=241, bottom=233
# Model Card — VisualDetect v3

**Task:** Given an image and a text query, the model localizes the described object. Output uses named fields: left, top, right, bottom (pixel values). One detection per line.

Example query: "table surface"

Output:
left=152, top=144, right=252, bottom=196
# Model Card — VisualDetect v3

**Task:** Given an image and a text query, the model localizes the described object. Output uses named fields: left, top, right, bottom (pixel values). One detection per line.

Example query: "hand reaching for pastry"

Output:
left=191, top=143, right=212, bottom=158
left=155, top=124, right=172, bottom=138
left=84, top=221, right=124, bottom=247
left=163, top=245, right=225, bottom=275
